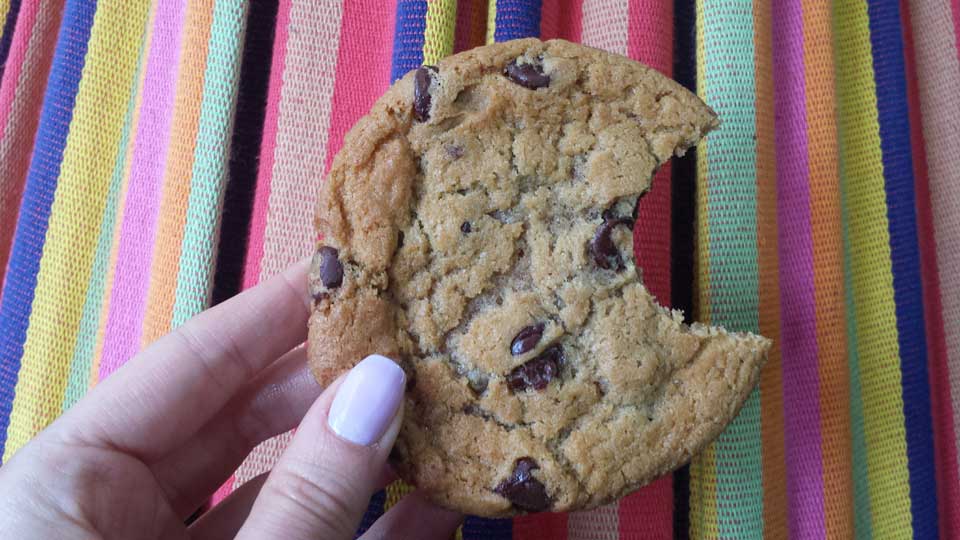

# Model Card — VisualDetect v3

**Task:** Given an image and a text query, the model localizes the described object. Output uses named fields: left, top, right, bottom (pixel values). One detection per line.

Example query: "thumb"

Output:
left=236, top=354, right=405, bottom=540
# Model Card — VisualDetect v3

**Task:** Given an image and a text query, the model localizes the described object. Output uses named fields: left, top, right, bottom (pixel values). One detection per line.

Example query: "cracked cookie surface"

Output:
left=307, top=38, right=770, bottom=517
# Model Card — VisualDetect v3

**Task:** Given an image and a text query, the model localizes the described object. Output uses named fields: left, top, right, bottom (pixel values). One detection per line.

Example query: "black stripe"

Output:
left=211, top=0, right=280, bottom=306
left=671, top=0, right=697, bottom=538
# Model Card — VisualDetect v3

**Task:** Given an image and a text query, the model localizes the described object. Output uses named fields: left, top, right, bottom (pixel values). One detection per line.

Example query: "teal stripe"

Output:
left=62, top=27, right=150, bottom=408
left=699, top=0, right=764, bottom=537
left=840, top=132, right=874, bottom=540
left=172, top=0, right=247, bottom=326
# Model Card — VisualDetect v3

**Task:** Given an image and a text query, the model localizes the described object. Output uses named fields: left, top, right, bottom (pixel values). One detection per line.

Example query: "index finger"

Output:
left=56, top=257, right=313, bottom=460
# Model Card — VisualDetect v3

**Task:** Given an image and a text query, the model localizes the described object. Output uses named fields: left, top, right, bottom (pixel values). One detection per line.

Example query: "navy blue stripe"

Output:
left=493, top=0, right=541, bottom=42
left=354, top=489, right=386, bottom=537
left=0, top=0, right=97, bottom=460
left=866, top=1, right=937, bottom=537
left=462, top=516, right=513, bottom=539
left=0, top=0, right=22, bottom=80
left=390, top=0, right=427, bottom=82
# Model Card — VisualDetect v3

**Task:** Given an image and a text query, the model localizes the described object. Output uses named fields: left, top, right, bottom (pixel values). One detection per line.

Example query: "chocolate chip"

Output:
left=461, top=221, right=471, bottom=234
left=507, top=345, right=562, bottom=392
left=494, top=457, right=550, bottom=512
left=589, top=216, right=634, bottom=270
left=510, top=323, right=545, bottom=356
left=317, top=246, right=343, bottom=288
left=447, top=145, right=464, bottom=159
left=413, top=65, right=438, bottom=122
left=504, top=60, right=550, bottom=89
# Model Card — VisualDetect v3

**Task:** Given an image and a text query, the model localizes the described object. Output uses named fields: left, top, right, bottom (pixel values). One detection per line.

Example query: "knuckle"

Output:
left=267, top=461, right=361, bottom=536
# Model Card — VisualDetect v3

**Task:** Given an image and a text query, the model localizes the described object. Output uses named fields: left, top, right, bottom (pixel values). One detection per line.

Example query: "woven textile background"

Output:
left=0, top=0, right=958, bottom=538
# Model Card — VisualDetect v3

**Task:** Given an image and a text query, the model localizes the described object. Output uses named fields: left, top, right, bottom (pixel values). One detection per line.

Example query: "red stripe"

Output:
left=900, top=1, right=960, bottom=535
left=242, top=0, right=292, bottom=291
left=512, top=512, right=569, bottom=540
left=539, top=0, right=583, bottom=42
left=618, top=1, right=675, bottom=537
left=628, top=0, right=673, bottom=308
left=324, top=0, right=397, bottom=174
left=619, top=477, right=674, bottom=538
left=454, top=0, right=487, bottom=53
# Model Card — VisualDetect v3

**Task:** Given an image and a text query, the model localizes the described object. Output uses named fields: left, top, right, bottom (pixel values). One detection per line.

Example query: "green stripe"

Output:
left=834, top=9, right=874, bottom=534
left=62, top=25, right=150, bottom=408
left=700, top=0, right=764, bottom=537
left=842, top=207, right=874, bottom=540
left=172, top=0, right=248, bottom=326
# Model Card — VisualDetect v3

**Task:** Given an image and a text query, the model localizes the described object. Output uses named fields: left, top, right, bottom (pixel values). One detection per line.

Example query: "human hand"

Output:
left=0, top=259, right=462, bottom=539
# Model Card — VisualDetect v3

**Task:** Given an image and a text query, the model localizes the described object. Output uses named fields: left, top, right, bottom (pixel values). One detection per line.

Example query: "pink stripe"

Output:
left=241, top=0, right=291, bottom=291
left=540, top=0, right=583, bottom=42
left=953, top=0, right=960, bottom=63
left=323, top=0, right=396, bottom=174
left=0, top=1, right=34, bottom=142
left=97, top=0, right=187, bottom=379
left=772, top=1, right=826, bottom=537
left=0, top=0, right=61, bottom=289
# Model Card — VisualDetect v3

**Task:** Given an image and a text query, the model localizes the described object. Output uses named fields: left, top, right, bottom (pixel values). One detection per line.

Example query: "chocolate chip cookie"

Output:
left=307, top=38, right=770, bottom=517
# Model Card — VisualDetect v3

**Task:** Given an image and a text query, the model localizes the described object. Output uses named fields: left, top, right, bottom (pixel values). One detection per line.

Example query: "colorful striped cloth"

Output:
left=0, top=0, right=958, bottom=538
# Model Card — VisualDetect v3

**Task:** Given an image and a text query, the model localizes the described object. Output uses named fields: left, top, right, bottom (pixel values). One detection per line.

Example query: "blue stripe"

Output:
left=0, top=0, right=96, bottom=460
left=493, top=0, right=541, bottom=42
left=390, top=0, right=426, bottom=82
left=0, top=0, right=22, bottom=80
left=866, top=1, right=937, bottom=537
left=462, top=517, right=513, bottom=539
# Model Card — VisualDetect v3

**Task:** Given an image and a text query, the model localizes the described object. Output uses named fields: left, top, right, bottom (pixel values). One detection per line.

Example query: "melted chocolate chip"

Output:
left=317, top=246, right=343, bottom=288
left=461, top=221, right=472, bottom=234
left=589, top=216, right=634, bottom=270
left=507, top=345, right=562, bottom=392
left=510, top=323, right=545, bottom=356
left=504, top=60, right=550, bottom=89
left=494, top=458, right=550, bottom=512
left=413, top=65, right=438, bottom=122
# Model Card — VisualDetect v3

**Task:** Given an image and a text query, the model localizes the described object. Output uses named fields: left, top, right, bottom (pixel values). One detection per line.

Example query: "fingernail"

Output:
left=328, top=355, right=405, bottom=446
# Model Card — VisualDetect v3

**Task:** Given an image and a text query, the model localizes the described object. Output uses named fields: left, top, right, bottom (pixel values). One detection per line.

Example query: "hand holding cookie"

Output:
left=0, top=258, right=461, bottom=540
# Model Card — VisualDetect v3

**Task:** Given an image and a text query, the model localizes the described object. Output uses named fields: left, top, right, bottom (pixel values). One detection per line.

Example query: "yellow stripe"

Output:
left=688, top=3, right=716, bottom=535
left=3, top=0, right=151, bottom=460
left=0, top=1, right=10, bottom=41
left=834, top=0, right=911, bottom=535
left=422, top=0, right=456, bottom=65
left=485, top=0, right=496, bottom=44
left=384, top=479, right=416, bottom=511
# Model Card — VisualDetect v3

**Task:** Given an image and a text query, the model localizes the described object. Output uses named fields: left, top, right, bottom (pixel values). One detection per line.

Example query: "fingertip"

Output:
left=327, top=355, right=405, bottom=447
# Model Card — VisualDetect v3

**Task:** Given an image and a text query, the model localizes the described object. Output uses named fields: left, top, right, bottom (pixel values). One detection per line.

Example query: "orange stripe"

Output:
left=141, top=0, right=215, bottom=344
left=802, top=1, right=854, bottom=537
left=753, top=0, right=787, bottom=537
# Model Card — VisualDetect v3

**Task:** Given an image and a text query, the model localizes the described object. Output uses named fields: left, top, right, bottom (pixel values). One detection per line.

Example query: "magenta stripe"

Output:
left=98, top=0, right=187, bottom=379
left=242, top=0, right=290, bottom=291
left=772, top=0, right=826, bottom=537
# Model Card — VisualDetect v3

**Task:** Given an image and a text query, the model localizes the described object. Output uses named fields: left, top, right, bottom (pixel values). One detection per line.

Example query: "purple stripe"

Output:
left=772, top=0, right=826, bottom=537
left=98, top=0, right=186, bottom=379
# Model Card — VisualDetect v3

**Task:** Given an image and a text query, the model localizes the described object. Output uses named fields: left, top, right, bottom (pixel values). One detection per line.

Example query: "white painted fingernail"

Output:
left=327, top=355, right=405, bottom=446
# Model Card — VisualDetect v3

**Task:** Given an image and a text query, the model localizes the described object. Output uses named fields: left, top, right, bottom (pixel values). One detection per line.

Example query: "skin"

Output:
left=0, top=259, right=462, bottom=540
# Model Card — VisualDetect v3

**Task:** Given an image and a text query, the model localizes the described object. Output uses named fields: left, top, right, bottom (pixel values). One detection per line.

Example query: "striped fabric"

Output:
left=0, top=1, right=958, bottom=538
